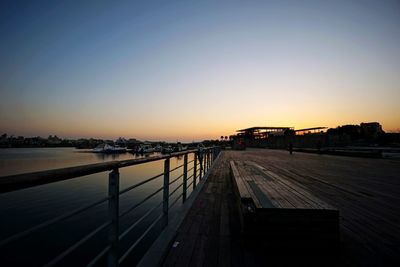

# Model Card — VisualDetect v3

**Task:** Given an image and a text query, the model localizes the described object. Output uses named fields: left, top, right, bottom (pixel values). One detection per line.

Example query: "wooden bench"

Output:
left=230, top=160, right=340, bottom=258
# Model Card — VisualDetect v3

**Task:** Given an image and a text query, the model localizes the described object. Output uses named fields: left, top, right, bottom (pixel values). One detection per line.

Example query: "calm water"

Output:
left=0, top=148, right=196, bottom=266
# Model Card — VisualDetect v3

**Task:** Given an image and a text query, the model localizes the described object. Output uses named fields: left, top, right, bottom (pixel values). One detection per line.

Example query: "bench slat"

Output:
left=248, top=161, right=334, bottom=210
left=230, top=161, right=251, bottom=200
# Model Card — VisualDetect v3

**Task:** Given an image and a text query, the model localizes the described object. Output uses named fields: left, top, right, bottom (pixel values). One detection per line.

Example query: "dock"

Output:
left=160, top=149, right=400, bottom=266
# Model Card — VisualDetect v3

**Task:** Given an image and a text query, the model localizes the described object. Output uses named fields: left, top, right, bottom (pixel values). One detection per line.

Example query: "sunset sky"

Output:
left=1, top=1, right=399, bottom=141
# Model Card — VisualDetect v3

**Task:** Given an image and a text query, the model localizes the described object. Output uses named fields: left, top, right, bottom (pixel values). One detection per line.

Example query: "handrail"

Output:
left=0, top=146, right=221, bottom=267
left=0, top=149, right=198, bottom=194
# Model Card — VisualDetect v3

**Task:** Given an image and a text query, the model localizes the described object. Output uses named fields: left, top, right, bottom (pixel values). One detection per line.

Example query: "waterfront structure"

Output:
left=231, top=122, right=397, bottom=150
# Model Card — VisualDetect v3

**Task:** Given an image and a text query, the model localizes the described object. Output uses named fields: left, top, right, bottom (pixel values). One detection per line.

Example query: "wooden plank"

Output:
left=248, top=161, right=334, bottom=210
left=253, top=178, right=295, bottom=208
left=247, top=180, right=275, bottom=208
left=229, top=161, right=251, bottom=199
left=240, top=174, right=262, bottom=208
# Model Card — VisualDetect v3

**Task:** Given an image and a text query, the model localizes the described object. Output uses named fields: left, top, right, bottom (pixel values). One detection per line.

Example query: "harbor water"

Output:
left=0, top=148, right=196, bottom=266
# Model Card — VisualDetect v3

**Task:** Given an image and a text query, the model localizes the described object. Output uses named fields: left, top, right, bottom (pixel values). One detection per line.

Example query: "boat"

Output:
left=137, top=144, right=155, bottom=154
left=154, top=144, right=163, bottom=152
left=162, top=146, right=174, bottom=154
left=93, top=144, right=127, bottom=153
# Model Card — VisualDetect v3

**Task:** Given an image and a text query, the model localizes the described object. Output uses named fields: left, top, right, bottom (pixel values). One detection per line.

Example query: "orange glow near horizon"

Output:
left=3, top=111, right=399, bottom=142
left=1, top=2, right=400, bottom=140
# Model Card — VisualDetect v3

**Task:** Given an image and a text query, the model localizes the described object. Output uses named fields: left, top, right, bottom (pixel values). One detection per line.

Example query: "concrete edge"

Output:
left=137, top=152, right=223, bottom=267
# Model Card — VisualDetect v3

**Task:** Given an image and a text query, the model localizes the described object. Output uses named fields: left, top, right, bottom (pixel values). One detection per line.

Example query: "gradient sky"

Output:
left=1, top=0, right=399, bottom=141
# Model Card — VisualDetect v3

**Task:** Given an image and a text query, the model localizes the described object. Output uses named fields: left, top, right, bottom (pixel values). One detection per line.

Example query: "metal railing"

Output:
left=0, top=146, right=221, bottom=267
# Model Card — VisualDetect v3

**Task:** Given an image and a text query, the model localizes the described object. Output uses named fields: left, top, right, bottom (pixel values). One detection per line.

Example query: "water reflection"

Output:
left=0, top=148, right=197, bottom=266
left=93, top=152, right=123, bottom=161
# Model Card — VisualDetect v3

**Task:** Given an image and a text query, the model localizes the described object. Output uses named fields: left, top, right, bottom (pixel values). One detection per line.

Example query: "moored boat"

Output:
left=137, top=144, right=155, bottom=154
left=93, top=143, right=127, bottom=153
left=162, top=146, right=174, bottom=154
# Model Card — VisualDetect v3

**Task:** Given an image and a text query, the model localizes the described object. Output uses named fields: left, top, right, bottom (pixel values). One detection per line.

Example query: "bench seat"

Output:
left=230, top=160, right=340, bottom=258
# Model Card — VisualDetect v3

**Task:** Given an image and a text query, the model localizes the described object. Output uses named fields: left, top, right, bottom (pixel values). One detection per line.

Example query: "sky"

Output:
left=0, top=0, right=399, bottom=141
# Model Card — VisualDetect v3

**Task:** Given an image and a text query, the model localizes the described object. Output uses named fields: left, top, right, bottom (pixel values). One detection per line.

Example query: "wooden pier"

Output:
left=160, top=149, right=400, bottom=266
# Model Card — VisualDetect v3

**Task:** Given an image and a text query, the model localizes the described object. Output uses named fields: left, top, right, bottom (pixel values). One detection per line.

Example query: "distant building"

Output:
left=47, top=135, right=62, bottom=145
left=295, top=127, right=328, bottom=135
left=115, top=137, right=127, bottom=146
left=360, top=122, right=384, bottom=138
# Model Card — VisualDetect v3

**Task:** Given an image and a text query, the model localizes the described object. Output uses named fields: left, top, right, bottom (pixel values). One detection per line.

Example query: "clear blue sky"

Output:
left=1, top=0, right=399, bottom=141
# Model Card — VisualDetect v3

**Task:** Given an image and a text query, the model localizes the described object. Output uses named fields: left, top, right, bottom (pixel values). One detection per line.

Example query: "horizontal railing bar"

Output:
left=86, top=245, right=110, bottom=267
left=169, top=164, right=184, bottom=173
left=187, top=166, right=195, bottom=173
left=0, top=196, right=109, bottom=247
left=44, top=221, right=111, bottom=267
left=186, top=173, right=194, bottom=181
left=118, top=213, right=164, bottom=265
left=168, top=182, right=183, bottom=198
left=169, top=173, right=184, bottom=186
left=187, top=180, right=194, bottom=189
left=169, top=193, right=183, bottom=209
left=119, top=172, right=164, bottom=195
left=0, top=149, right=199, bottom=194
left=119, top=201, right=163, bottom=240
left=119, top=186, right=163, bottom=218
left=187, top=159, right=195, bottom=164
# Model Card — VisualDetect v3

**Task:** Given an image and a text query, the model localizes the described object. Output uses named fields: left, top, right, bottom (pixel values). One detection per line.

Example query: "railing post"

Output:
left=205, top=150, right=209, bottom=174
left=207, top=149, right=210, bottom=171
left=204, top=150, right=208, bottom=173
left=209, top=148, right=213, bottom=167
left=108, top=168, right=119, bottom=267
left=163, top=158, right=170, bottom=221
left=207, top=150, right=210, bottom=169
left=204, top=149, right=210, bottom=174
left=193, top=152, right=197, bottom=190
left=199, top=150, right=203, bottom=181
left=182, top=153, right=188, bottom=203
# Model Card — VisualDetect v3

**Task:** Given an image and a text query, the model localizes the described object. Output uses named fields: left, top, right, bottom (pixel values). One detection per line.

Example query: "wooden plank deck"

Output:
left=162, top=149, right=400, bottom=266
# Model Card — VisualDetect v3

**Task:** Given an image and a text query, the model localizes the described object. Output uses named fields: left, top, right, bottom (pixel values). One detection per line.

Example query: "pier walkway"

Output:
left=161, top=149, right=400, bottom=266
